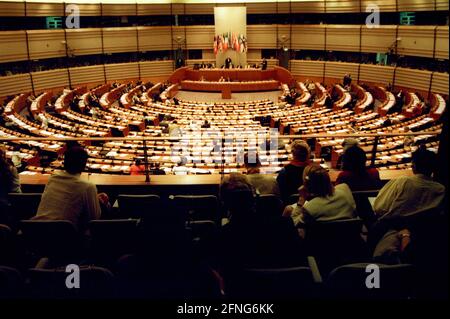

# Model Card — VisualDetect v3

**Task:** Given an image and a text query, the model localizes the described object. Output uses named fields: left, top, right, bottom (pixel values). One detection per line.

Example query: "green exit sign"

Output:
left=400, top=12, right=415, bottom=25
left=46, top=17, right=63, bottom=29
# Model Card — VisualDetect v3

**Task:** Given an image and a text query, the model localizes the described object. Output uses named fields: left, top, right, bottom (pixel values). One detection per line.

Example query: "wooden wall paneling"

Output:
left=326, top=25, right=361, bottom=52
left=0, top=73, right=32, bottom=97
left=326, top=0, right=361, bottom=13
left=245, top=2, right=277, bottom=14
left=26, top=2, right=64, bottom=16
left=31, top=69, right=69, bottom=93
left=27, top=30, right=66, bottom=60
left=0, top=1, right=25, bottom=16
left=69, top=65, right=106, bottom=87
left=324, top=61, right=359, bottom=84
left=66, top=28, right=103, bottom=57
left=435, top=26, right=449, bottom=60
left=139, top=60, right=174, bottom=78
left=291, top=25, right=326, bottom=50
left=360, top=0, right=398, bottom=12
left=394, top=67, right=432, bottom=92
left=103, top=27, right=138, bottom=54
left=0, top=31, right=28, bottom=63
left=289, top=60, right=326, bottom=78
left=73, top=4, right=101, bottom=16
left=138, top=26, right=172, bottom=52
left=361, top=26, right=397, bottom=53
left=431, top=72, right=449, bottom=95
left=101, top=4, right=136, bottom=16
left=105, top=62, right=140, bottom=82
left=290, top=1, right=325, bottom=13
left=247, top=25, right=278, bottom=49
left=184, top=3, right=215, bottom=14
left=185, top=26, right=214, bottom=50
left=137, top=3, right=171, bottom=16
left=359, top=64, right=395, bottom=87
left=397, top=0, right=436, bottom=11
left=397, top=26, right=435, bottom=58
left=435, top=0, right=450, bottom=10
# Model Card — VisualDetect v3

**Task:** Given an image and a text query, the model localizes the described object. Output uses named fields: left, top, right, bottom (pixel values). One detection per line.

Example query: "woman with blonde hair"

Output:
left=283, top=164, right=356, bottom=227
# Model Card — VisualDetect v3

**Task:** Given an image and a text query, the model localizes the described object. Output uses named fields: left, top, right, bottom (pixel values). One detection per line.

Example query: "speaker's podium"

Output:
left=222, top=87, right=232, bottom=99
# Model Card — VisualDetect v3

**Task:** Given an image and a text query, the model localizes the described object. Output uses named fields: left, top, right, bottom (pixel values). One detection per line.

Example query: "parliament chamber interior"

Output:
left=0, top=0, right=448, bottom=302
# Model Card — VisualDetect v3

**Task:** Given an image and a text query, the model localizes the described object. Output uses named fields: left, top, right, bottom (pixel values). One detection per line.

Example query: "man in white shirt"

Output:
left=373, top=147, right=445, bottom=220
left=33, top=146, right=102, bottom=232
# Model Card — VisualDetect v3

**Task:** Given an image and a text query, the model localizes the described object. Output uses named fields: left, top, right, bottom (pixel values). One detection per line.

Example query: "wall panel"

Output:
left=395, top=67, right=432, bottom=92
left=360, top=0, right=396, bottom=12
left=102, top=4, right=136, bottom=16
left=0, top=31, right=28, bottom=63
left=359, top=64, right=395, bottom=86
left=105, top=63, right=139, bottom=82
left=27, top=30, right=66, bottom=60
left=361, top=26, right=396, bottom=53
left=31, top=69, right=69, bottom=93
left=435, top=26, right=449, bottom=60
left=291, top=1, right=325, bottom=13
left=186, top=26, right=214, bottom=50
left=291, top=25, right=325, bottom=50
left=397, top=26, right=435, bottom=58
left=326, top=0, right=360, bottom=13
left=326, top=25, right=360, bottom=52
left=0, top=73, right=32, bottom=97
left=69, top=65, right=105, bottom=86
left=247, top=25, right=277, bottom=49
left=324, top=61, right=359, bottom=82
left=139, top=60, right=174, bottom=78
left=0, top=1, right=25, bottom=16
left=103, top=27, right=138, bottom=54
left=246, top=2, right=277, bottom=14
left=138, top=26, right=172, bottom=52
left=436, top=0, right=449, bottom=10
left=397, top=0, right=436, bottom=11
left=76, top=4, right=101, bottom=16
left=26, top=2, right=63, bottom=16
left=289, top=60, right=325, bottom=78
left=431, top=72, right=449, bottom=95
left=185, top=3, right=214, bottom=14
left=66, top=28, right=103, bottom=56
left=137, top=4, right=171, bottom=15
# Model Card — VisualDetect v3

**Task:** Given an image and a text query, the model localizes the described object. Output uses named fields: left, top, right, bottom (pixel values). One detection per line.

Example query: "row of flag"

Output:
left=213, top=32, right=248, bottom=55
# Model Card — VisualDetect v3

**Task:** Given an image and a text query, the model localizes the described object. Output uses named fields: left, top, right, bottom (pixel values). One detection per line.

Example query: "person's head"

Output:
left=302, top=164, right=334, bottom=198
left=291, top=140, right=310, bottom=162
left=64, top=146, right=88, bottom=175
left=342, top=138, right=359, bottom=151
left=244, top=152, right=261, bottom=173
left=412, top=146, right=436, bottom=177
left=220, top=173, right=255, bottom=219
left=403, top=126, right=410, bottom=133
left=134, top=158, right=142, bottom=166
left=342, top=145, right=367, bottom=173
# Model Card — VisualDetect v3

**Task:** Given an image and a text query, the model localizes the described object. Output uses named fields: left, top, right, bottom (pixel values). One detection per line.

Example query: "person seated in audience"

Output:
left=215, top=173, right=304, bottom=273
left=403, top=126, right=415, bottom=149
left=32, top=145, right=104, bottom=232
left=277, top=140, right=311, bottom=203
left=324, top=93, right=334, bottom=109
left=201, top=120, right=211, bottom=129
left=173, top=97, right=180, bottom=105
left=168, top=120, right=182, bottom=136
left=336, top=145, right=381, bottom=191
left=172, top=156, right=189, bottom=175
left=283, top=164, right=356, bottom=228
left=130, top=159, right=146, bottom=176
left=0, top=147, right=21, bottom=207
left=243, top=153, right=280, bottom=196
left=150, top=162, right=166, bottom=175
left=373, top=146, right=445, bottom=221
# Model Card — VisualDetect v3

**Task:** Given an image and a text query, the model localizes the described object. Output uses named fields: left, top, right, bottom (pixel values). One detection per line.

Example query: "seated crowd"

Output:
left=0, top=139, right=446, bottom=299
